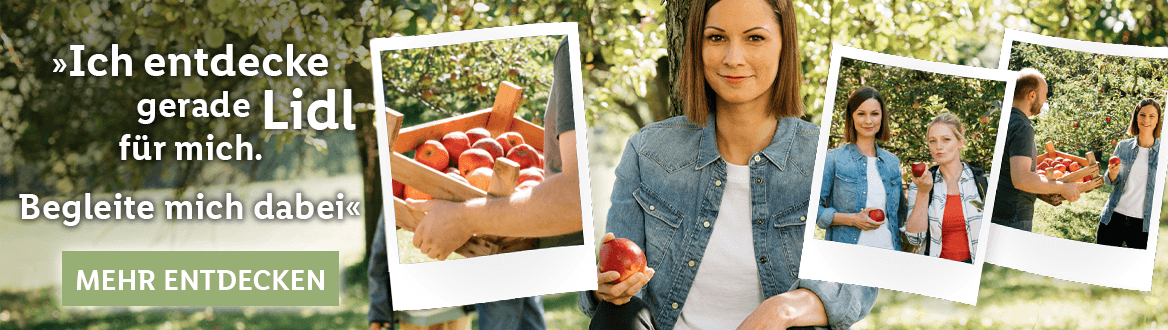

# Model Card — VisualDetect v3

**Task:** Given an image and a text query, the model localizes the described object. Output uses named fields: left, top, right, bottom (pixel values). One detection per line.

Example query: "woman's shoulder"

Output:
left=876, top=146, right=901, bottom=163
left=626, top=115, right=703, bottom=154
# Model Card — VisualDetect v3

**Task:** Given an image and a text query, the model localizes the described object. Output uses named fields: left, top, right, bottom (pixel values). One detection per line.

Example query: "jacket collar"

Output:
left=1125, top=137, right=1160, bottom=153
left=843, top=142, right=887, bottom=163
left=695, top=115, right=797, bottom=171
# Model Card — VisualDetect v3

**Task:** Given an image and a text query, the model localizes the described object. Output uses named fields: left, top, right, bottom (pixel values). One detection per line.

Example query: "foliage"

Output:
left=381, top=36, right=559, bottom=130
left=829, top=58, right=1004, bottom=169
left=1008, top=41, right=1168, bottom=160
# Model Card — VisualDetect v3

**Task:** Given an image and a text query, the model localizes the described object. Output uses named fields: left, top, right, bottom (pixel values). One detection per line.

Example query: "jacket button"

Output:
left=649, top=205, right=655, bottom=211
left=703, top=221, right=711, bottom=228
left=759, top=257, right=767, bottom=264
left=671, top=302, right=679, bottom=309
left=800, top=216, right=806, bottom=222
left=688, top=260, right=695, bottom=267
left=754, top=155, right=761, bottom=162
left=755, top=178, right=762, bottom=184
left=715, top=180, right=722, bottom=186
left=757, top=219, right=763, bottom=225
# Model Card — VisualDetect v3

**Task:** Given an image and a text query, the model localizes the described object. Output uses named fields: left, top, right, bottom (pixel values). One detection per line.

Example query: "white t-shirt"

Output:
left=856, top=157, right=895, bottom=250
left=1115, top=147, right=1150, bottom=219
left=674, top=163, right=764, bottom=330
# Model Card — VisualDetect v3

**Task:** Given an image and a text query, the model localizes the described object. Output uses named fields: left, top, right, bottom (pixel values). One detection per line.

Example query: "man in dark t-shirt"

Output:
left=369, top=37, right=582, bottom=330
left=990, top=68, right=1081, bottom=231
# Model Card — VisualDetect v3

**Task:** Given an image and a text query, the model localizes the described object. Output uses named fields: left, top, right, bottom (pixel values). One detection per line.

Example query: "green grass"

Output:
left=1033, top=185, right=1113, bottom=243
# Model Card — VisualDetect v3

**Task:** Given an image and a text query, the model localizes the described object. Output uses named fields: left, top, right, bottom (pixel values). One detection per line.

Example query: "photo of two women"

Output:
left=815, top=58, right=1007, bottom=264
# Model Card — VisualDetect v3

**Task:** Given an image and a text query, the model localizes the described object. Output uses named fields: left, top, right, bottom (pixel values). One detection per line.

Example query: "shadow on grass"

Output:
left=1034, top=186, right=1112, bottom=243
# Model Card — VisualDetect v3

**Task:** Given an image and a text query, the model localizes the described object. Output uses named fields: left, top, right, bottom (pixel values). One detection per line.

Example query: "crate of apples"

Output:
left=385, top=81, right=545, bottom=258
left=1034, top=141, right=1104, bottom=206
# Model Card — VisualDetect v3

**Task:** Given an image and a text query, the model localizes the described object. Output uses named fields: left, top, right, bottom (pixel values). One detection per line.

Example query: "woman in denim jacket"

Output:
left=1097, top=98, right=1161, bottom=249
left=904, top=113, right=984, bottom=263
left=578, top=0, right=875, bottom=329
left=817, top=87, right=905, bottom=251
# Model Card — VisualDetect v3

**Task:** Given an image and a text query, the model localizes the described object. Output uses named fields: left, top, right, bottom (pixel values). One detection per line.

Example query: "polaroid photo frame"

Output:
left=799, top=46, right=1017, bottom=305
left=985, top=29, right=1168, bottom=291
left=370, top=23, right=597, bottom=310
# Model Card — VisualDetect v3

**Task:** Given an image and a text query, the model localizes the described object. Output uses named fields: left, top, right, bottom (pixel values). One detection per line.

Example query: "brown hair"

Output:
left=678, top=0, right=803, bottom=126
left=1013, top=68, right=1045, bottom=103
left=1128, top=98, right=1163, bottom=138
left=843, top=86, right=891, bottom=143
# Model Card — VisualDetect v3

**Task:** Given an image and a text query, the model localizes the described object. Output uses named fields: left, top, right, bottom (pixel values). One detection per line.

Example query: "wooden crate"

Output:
left=384, top=81, right=541, bottom=258
left=1036, top=141, right=1104, bottom=206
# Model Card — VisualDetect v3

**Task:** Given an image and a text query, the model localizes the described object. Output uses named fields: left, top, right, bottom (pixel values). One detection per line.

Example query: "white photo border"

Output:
left=370, top=23, right=597, bottom=310
left=985, top=29, right=1166, bottom=291
left=800, top=45, right=1017, bottom=305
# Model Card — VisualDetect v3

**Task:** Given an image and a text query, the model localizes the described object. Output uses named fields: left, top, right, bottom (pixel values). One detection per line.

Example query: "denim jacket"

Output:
left=579, top=116, right=876, bottom=330
left=817, top=143, right=905, bottom=250
left=1099, top=138, right=1160, bottom=232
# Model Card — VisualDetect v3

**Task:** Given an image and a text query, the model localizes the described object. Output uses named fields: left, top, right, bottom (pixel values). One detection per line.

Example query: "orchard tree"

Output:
left=1009, top=41, right=1168, bottom=160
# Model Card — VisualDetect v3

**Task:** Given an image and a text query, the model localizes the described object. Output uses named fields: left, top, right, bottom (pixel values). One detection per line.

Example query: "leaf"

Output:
left=204, top=27, right=225, bottom=48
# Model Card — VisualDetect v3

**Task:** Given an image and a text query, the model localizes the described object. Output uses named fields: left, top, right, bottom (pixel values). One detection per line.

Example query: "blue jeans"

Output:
left=476, top=296, right=547, bottom=330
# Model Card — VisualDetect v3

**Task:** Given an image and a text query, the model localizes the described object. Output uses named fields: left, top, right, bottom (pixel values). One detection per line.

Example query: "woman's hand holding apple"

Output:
left=594, top=233, right=655, bottom=305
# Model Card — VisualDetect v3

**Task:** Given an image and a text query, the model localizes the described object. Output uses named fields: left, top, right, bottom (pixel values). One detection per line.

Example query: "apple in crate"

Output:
left=459, top=149, right=495, bottom=176
left=498, top=132, right=525, bottom=151
left=472, top=139, right=506, bottom=159
left=517, top=167, right=544, bottom=184
left=414, top=140, right=449, bottom=171
left=507, top=144, right=541, bottom=169
left=599, top=238, right=647, bottom=284
left=466, top=167, right=493, bottom=191
left=465, top=127, right=492, bottom=145
left=441, top=131, right=472, bottom=161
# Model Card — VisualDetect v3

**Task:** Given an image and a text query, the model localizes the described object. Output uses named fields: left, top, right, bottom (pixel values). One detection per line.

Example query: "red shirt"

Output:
left=940, top=195, right=971, bottom=261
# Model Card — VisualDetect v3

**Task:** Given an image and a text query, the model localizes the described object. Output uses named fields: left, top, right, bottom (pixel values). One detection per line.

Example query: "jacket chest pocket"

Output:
left=832, top=171, right=861, bottom=213
left=772, top=199, right=809, bottom=280
left=633, top=184, right=683, bottom=270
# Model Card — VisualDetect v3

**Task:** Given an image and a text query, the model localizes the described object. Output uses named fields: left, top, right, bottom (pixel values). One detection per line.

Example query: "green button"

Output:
left=62, top=251, right=338, bottom=306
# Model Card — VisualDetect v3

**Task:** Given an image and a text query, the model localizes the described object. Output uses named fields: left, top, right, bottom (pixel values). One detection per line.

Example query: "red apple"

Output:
left=911, top=162, right=927, bottom=178
left=507, top=144, right=541, bottom=169
left=868, top=209, right=885, bottom=223
left=599, top=238, right=647, bottom=284
left=1069, top=162, right=1081, bottom=172
left=465, top=128, right=492, bottom=145
left=445, top=167, right=460, bottom=175
left=498, top=132, right=525, bottom=151
left=1110, top=156, right=1121, bottom=166
left=459, top=149, right=495, bottom=176
left=466, top=167, right=493, bottom=191
left=392, top=180, right=405, bottom=199
left=441, top=132, right=472, bottom=163
left=496, top=136, right=514, bottom=154
left=414, top=140, right=450, bottom=171
left=517, top=167, right=545, bottom=185
left=1053, top=164, right=1067, bottom=172
left=472, top=139, right=505, bottom=159
left=1105, top=116, right=1111, bottom=123
left=404, top=185, right=432, bottom=200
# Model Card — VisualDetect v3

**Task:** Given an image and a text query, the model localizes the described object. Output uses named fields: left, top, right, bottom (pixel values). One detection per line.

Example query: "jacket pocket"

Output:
left=633, top=184, right=683, bottom=269
left=773, top=199, right=808, bottom=279
left=832, top=172, right=860, bottom=213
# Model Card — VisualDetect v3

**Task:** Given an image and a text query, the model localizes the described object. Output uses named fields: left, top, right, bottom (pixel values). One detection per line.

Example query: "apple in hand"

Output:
left=868, top=209, right=885, bottom=223
left=1110, top=156, right=1121, bottom=166
left=414, top=140, right=449, bottom=171
left=599, top=238, right=648, bottom=284
left=911, top=162, right=927, bottom=178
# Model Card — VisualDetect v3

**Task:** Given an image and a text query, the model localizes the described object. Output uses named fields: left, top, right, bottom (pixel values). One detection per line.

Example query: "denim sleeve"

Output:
left=367, top=212, right=393, bottom=324
left=792, top=279, right=877, bottom=330
left=580, top=137, right=646, bottom=317
left=817, top=151, right=838, bottom=229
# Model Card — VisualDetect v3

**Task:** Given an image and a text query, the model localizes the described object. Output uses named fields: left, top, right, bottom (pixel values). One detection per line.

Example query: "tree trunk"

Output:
left=665, top=0, right=692, bottom=118
left=341, top=0, right=382, bottom=263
